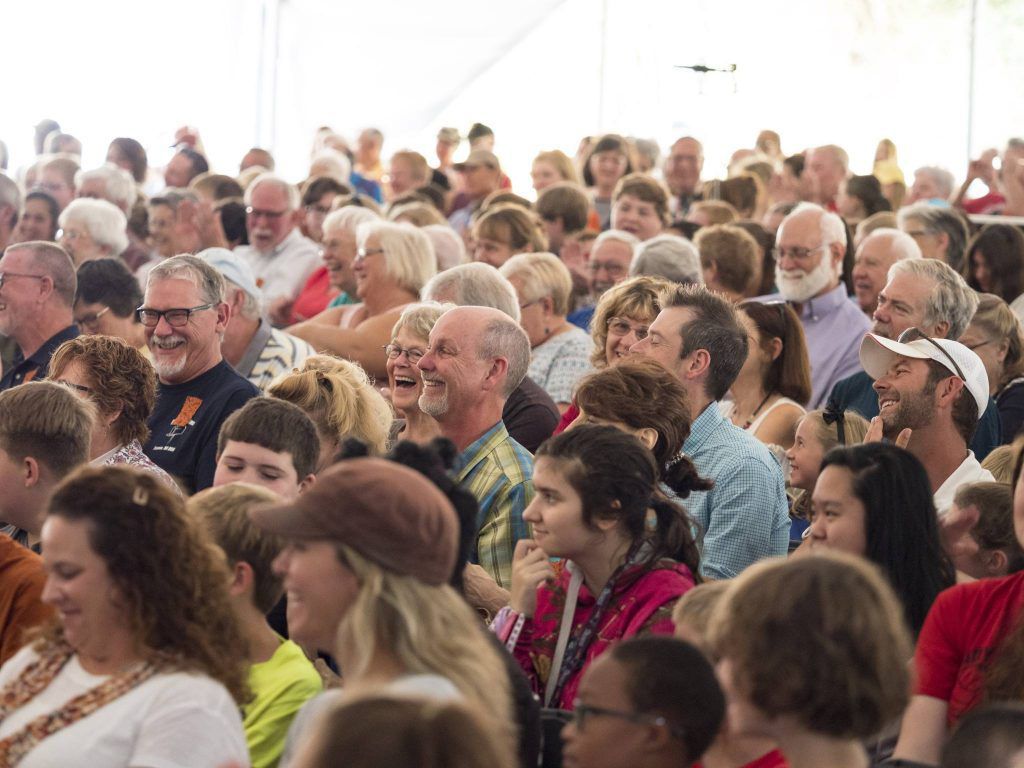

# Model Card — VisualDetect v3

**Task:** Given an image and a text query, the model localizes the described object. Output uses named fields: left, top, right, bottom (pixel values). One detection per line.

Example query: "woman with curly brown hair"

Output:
left=48, top=335, right=178, bottom=491
left=0, top=465, right=250, bottom=765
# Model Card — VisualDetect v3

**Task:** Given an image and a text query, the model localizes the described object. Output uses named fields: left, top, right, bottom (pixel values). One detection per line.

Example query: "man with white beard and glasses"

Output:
left=141, top=255, right=258, bottom=493
left=755, top=203, right=869, bottom=407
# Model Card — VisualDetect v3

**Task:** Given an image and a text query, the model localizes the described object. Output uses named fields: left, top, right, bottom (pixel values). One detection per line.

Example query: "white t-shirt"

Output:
left=0, top=645, right=249, bottom=768
left=933, top=450, right=995, bottom=516
left=277, top=674, right=461, bottom=768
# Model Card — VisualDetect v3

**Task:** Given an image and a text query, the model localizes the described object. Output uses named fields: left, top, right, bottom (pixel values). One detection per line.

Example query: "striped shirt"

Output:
left=453, top=421, right=534, bottom=588
left=237, top=321, right=316, bottom=393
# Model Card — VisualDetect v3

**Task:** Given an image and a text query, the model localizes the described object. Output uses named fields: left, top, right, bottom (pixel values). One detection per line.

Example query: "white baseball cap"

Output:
left=859, top=331, right=989, bottom=419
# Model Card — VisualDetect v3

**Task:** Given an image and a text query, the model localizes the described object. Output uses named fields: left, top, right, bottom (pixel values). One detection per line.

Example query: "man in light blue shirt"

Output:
left=632, top=284, right=789, bottom=579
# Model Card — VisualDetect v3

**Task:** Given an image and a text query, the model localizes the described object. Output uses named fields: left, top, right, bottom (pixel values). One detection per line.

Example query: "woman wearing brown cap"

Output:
left=250, top=457, right=514, bottom=767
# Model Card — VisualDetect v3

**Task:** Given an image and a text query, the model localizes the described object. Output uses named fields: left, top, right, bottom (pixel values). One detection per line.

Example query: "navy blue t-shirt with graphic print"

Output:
left=144, top=360, right=258, bottom=494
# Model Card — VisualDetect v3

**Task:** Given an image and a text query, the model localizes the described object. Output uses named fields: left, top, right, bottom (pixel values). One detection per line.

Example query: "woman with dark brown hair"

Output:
left=582, top=135, right=633, bottom=230
left=724, top=300, right=812, bottom=450
left=894, top=441, right=1024, bottom=764
left=0, top=465, right=249, bottom=765
left=963, top=224, right=1024, bottom=319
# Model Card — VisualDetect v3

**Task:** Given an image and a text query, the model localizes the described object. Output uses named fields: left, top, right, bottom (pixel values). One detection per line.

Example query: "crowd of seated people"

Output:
left=0, top=119, right=1021, bottom=768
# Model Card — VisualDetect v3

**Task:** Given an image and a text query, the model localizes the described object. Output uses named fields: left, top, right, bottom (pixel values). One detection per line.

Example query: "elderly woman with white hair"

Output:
left=422, top=223, right=468, bottom=271
left=289, top=204, right=381, bottom=323
left=629, top=234, right=704, bottom=286
left=499, top=252, right=594, bottom=410
left=58, top=197, right=129, bottom=266
left=289, top=220, right=436, bottom=379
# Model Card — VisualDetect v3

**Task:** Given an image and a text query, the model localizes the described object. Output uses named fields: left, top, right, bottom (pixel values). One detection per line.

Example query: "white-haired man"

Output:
left=851, top=228, right=921, bottom=315
left=906, top=166, right=956, bottom=206
left=198, top=248, right=314, bottom=393
left=804, top=145, right=849, bottom=210
left=234, top=173, right=320, bottom=321
left=755, top=202, right=870, bottom=408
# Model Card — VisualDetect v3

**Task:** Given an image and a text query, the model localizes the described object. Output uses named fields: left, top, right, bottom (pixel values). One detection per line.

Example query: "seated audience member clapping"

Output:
left=268, top=355, right=391, bottom=468
left=559, top=637, right=725, bottom=768
left=49, top=335, right=179, bottom=490
left=214, top=397, right=320, bottom=498
left=57, top=198, right=128, bottom=267
left=959, top=294, right=1024, bottom=441
left=471, top=204, right=547, bottom=268
left=73, top=258, right=147, bottom=350
left=695, top=224, right=762, bottom=303
left=725, top=300, right=811, bottom=452
left=786, top=407, right=870, bottom=527
left=190, top=483, right=322, bottom=768
left=609, top=174, right=668, bottom=242
left=629, top=234, right=703, bottom=285
left=503, top=425, right=704, bottom=710
left=0, top=465, right=250, bottom=765
left=385, top=303, right=448, bottom=446
left=807, top=443, right=955, bottom=637
left=288, top=696, right=514, bottom=768
left=947, top=481, right=1023, bottom=580
left=711, top=554, right=912, bottom=768
left=251, top=457, right=515, bottom=767
left=895, top=451, right=1024, bottom=764
left=288, top=221, right=436, bottom=380
left=499, top=252, right=594, bottom=410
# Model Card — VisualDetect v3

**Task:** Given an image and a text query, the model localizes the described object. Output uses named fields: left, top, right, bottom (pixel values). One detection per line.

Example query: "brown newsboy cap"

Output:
left=248, top=457, right=459, bottom=586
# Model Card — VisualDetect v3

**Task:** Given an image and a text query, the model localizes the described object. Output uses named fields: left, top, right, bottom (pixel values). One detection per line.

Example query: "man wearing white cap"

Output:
left=860, top=328, right=994, bottom=514
left=198, top=248, right=314, bottom=393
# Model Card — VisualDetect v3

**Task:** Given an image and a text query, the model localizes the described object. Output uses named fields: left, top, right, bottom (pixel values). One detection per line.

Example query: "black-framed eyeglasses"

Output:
left=75, top=306, right=111, bottom=329
left=135, top=303, right=216, bottom=328
left=382, top=343, right=425, bottom=364
left=0, top=272, right=47, bottom=291
left=606, top=317, right=649, bottom=340
left=571, top=702, right=686, bottom=740
left=304, top=204, right=331, bottom=216
left=897, top=327, right=966, bottom=381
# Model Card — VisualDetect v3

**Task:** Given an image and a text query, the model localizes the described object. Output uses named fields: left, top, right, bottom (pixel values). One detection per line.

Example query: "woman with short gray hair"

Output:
left=499, top=252, right=594, bottom=410
left=58, top=198, right=128, bottom=266
left=289, top=221, right=436, bottom=380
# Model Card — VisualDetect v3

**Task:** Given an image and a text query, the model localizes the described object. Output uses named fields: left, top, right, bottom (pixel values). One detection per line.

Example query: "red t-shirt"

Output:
left=289, top=266, right=338, bottom=324
left=914, top=570, right=1024, bottom=725
left=694, top=749, right=788, bottom=768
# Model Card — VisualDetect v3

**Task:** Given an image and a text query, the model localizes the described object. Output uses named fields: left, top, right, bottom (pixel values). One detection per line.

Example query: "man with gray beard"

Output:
left=755, top=203, right=869, bottom=408
left=416, top=305, right=534, bottom=588
left=141, top=254, right=258, bottom=493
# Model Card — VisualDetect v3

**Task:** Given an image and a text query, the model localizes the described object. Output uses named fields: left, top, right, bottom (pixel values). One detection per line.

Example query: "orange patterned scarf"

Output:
left=0, top=641, right=160, bottom=766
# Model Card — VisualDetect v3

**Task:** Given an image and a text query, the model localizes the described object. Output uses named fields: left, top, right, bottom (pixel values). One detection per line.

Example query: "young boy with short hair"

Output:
left=214, top=397, right=320, bottom=500
left=189, top=483, right=321, bottom=768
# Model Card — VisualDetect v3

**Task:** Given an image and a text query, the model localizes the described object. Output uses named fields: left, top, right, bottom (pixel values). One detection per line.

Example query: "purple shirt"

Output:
left=755, top=283, right=870, bottom=408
